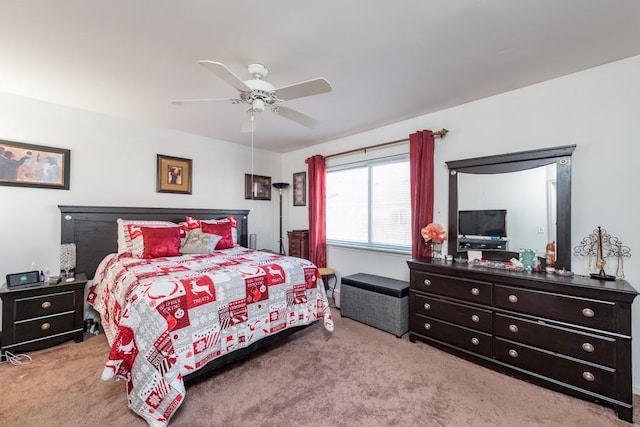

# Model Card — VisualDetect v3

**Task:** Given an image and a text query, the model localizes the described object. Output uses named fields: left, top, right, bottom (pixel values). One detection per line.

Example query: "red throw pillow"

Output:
left=139, top=226, right=182, bottom=259
left=201, top=221, right=234, bottom=250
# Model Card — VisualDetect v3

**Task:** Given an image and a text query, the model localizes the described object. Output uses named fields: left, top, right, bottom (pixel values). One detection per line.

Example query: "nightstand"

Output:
left=0, top=273, right=87, bottom=357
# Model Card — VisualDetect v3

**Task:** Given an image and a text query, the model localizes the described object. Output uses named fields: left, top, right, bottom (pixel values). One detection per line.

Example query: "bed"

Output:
left=59, top=205, right=333, bottom=427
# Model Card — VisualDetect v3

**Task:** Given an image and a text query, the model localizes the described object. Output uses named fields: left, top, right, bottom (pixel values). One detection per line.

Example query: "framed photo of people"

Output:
left=157, top=154, right=192, bottom=194
left=245, top=174, right=271, bottom=200
left=0, top=139, right=70, bottom=190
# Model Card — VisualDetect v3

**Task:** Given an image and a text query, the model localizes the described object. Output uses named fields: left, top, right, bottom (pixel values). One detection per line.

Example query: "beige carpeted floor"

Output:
left=0, top=304, right=637, bottom=427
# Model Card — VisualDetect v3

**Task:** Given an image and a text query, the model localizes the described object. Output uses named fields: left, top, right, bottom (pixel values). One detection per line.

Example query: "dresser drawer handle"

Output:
left=582, top=372, right=595, bottom=382
left=471, top=337, right=479, bottom=346
left=424, top=322, right=431, bottom=330
left=423, top=303, right=431, bottom=310
left=471, top=287, right=480, bottom=296
left=508, top=294, right=518, bottom=303
left=471, top=315, right=480, bottom=323
left=509, top=324, right=519, bottom=333
left=423, top=279, right=431, bottom=286
left=41, top=301, right=52, bottom=309
left=41, top=322, right=51, bottom=331
left=582, top=308, right=595, bottom=318
left=582, top=343, right=595, bottom=353
left=508, top=349, right=518, bottom=358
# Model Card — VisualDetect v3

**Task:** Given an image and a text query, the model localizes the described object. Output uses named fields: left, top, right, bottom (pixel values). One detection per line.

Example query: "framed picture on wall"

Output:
left=0, top=139, right=70, bottom=190
left=245, top=174, right=271, bottom=200
left=293, top=171, right=306, bottom=206
left=157, top=154, right=192, bottom=194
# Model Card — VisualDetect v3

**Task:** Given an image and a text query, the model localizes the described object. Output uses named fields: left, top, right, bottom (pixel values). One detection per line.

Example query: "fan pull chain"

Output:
left=250, top=111, right=255, bottom=200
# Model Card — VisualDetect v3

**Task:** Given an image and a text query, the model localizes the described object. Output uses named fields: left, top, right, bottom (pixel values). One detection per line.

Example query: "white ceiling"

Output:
left=2, top=1, right=640, bottom=153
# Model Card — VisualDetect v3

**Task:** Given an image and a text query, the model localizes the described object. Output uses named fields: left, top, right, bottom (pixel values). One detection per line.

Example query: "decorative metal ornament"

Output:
left=574, top=226, right=630, bottom=280
left=60, top=243, right=77, bottom=278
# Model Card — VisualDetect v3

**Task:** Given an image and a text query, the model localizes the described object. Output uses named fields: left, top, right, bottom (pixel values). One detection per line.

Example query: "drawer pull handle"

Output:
left=423, top=303, right=431, bottom=310
left=509, top=324, right=519, bottom=333
left=471, top=315, right=480, bottom=323
left=471, top=288, right=480, bottom=296
left=582, top=343, right=595, bottom=353
left=582, top=308, right=595, bottom=318
left=508, top=294, right=518, bottom=303
left=41, top=323, right=51, bottom=331
left=41, top=301, right=52, bottom=309
left=423, top=279, right=431, bottom=286
left=471, top=337, right=479, bottom=346
left=508, top=349, right=518, bottom=358
left=582, top=372, right=595, bottom=382
left=424, top=323, right=431, bottom=330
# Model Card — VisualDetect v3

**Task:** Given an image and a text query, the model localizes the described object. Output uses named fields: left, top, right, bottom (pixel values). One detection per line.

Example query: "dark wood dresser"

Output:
left=0, top=273, right=87, bottom=357
left=407, top=258, right=638, bottom=422
left=288, top=230, right=309, bottom=259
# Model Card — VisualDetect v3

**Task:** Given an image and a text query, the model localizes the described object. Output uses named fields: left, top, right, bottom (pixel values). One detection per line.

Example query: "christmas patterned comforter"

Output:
left=88, top=246, right=333, bottom=426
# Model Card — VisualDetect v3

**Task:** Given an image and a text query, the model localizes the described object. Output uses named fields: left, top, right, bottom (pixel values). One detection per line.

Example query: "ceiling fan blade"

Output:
left=274, top=77, right=332, bottom=101
left=273, top=105, right=320, bottom=128
left=240, top=109, right=259, bottom=133
left=171, top=97, right=239, bottom=105
left=198, top=60, right=252, bottom=92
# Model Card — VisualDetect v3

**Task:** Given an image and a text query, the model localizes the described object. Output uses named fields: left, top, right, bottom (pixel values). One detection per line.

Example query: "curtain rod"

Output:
left=321, top=128, right=448, bottom=161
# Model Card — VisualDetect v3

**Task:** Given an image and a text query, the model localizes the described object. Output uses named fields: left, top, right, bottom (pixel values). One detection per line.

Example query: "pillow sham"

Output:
left=179, top=229, right=223, bottom=254
left=116, top=219, right=177, bottom=253
left=185, top=215, right=238, bottom=243
left=132, top=226, right=182, bottom=259
left=201, top=221, right=234, bottom=250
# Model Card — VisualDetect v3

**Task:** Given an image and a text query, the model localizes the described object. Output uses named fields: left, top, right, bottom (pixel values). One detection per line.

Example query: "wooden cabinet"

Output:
left=1, top=274, right=87, bottom=356
left=407, top=259, right=637, bottom=423
left=288, top=230, right=309, bottom=260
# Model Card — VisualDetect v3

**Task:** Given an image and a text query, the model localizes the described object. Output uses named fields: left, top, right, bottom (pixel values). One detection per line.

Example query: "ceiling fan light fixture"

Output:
left=251, top=98, right=265, bottom=112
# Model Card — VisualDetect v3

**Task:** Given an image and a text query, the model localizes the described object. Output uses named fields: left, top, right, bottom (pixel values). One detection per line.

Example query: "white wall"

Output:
left=282, top=55, right=640, bottom=389
left=0, top=92, right=286, bottom=282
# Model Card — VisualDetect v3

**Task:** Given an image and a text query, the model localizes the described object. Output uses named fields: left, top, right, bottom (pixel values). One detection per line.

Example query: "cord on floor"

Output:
left=0, top=350, right=33, bottom=365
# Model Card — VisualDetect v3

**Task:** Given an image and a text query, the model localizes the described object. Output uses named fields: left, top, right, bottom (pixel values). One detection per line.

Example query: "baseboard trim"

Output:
left=633, top=385, right=640, bottom=396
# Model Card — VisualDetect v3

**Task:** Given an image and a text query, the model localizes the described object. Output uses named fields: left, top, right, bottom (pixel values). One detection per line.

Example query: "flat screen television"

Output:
left=458, top=209, right=507, bottom=238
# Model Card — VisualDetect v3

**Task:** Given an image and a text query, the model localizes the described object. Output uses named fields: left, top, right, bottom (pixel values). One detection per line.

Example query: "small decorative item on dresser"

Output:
left=573, top=226, right=631, bottom=280
left=60, top=243, right=76, bottom=281
left=421, top=223, right=446, bottom=258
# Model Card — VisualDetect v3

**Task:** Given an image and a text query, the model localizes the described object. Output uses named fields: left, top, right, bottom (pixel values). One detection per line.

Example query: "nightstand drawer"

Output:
left=15, top=312, right=76, bottom=342
left=15, top=291, right=76, bottom=321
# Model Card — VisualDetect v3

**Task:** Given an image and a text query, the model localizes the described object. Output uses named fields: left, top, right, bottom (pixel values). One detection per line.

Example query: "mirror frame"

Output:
left=446, top=145, right=576, bottom=270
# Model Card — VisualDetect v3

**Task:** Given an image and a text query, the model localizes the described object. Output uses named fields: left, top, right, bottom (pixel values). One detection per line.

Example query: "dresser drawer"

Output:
left=414, top=294, right=492, bottom=333
left=15, top=291, right=76, bottom=321
left=411, top=314, right=492, bottom=357
left=14, top=312, right=76, bottom=342
left=494, top=285, right=616, bottom=332
left=495, top=338, right=616, bottom=398
left=412, top=272, right=492, bottom=305
left=495, top=313, right=616, bottom=367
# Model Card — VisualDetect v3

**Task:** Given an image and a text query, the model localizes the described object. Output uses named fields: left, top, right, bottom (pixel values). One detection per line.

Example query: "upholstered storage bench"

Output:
left=340, top=273, right=409, bottom=338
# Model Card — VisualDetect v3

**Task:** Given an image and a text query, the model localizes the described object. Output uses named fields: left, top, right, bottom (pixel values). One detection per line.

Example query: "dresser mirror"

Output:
left=446, top=145, right=576, bottom=270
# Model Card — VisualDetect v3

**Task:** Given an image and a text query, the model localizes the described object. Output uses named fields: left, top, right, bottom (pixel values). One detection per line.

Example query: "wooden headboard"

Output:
left=59, top=205, right=250, bottom=279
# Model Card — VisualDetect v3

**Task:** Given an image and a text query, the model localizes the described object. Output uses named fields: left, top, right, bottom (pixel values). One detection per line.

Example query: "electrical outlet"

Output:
left=537, top=226, right=544, bottom=234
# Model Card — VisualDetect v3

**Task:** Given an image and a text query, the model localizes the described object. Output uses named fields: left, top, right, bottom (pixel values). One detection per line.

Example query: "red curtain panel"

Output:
left=410, top=130, right=435, bottom=258
left=306, top=155, right=327, bottom=267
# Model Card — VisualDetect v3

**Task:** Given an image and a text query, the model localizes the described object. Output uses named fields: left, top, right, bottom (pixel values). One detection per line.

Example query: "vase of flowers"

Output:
left=421, top=223, right=447, bottom=258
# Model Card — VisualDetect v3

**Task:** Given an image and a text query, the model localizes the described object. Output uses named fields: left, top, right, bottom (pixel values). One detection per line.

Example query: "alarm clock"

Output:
left=6, top=270, right=42, bottom=288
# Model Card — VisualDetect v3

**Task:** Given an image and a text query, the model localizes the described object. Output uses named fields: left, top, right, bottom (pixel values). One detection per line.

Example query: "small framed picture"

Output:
left=0, top=139, right=70, bottom=190
left=293, top=171, right=306, bottom=206
left=157, top=154, right=192, bottom=194
left=245, top=174, right=272, bottom=200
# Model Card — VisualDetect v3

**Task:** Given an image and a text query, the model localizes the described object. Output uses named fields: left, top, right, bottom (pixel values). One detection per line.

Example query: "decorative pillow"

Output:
left=179, top=229, right=223, bottom=254
left=116, top=219, right=177, bottom=253
left=131, top=226, right=182, bottom=259
left=201, top=221, right=234, bottom=250
left=186, top=215, right=238, bottom=243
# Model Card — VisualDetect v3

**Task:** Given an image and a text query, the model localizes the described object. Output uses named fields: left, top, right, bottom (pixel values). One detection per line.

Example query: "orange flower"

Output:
left=421, top=223, right=446, bottom=244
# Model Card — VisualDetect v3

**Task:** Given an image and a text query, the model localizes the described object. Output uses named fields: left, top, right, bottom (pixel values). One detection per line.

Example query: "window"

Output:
left=326, top=155, right=411, bottom=251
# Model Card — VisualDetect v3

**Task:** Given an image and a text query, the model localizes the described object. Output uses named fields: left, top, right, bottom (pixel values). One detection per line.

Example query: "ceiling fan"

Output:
left=172, top=61, right=332, bottom=132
